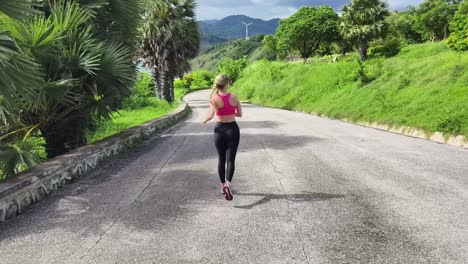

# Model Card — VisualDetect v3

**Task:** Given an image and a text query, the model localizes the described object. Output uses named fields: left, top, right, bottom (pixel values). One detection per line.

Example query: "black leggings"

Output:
left=214, top=122, right=240, bottom=183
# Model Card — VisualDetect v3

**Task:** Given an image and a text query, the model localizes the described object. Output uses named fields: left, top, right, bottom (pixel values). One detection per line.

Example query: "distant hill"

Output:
left=198, top=15, right=280, bottom=50
left=191, top=36, right=268, bottom=72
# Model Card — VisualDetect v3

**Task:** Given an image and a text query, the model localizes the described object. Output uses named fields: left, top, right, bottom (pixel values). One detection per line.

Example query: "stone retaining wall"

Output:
left=347, top=120, right=468, bottom=149
left=0, top=104, right=191, bottom=222
left=306, top=111, right=468, bottom=149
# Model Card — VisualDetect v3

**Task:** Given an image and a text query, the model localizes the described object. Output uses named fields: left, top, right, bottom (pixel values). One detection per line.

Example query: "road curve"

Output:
left=1, top=90, right=467, bottom=264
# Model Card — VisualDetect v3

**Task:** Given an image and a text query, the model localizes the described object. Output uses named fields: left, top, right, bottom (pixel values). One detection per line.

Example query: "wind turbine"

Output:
left=242, top=21, right=253, bottom=40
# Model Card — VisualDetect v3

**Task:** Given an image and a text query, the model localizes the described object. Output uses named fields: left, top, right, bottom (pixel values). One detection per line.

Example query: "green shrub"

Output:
left=189, top=70, right=214, bottom=88
left=175, top=70, right=214, bottom=90
left=122, top=72, right=157, bottom=110
left=0, top=137, right=43, bottom=180
left=368, top=37, right=402, bottom=58
left=217, top=56, right=248, bottom=83
left=447, top=1, right=468, bottom=52
left=231, top=42, right=468, bottom=137
left=174, top=79, right=190, bottom=90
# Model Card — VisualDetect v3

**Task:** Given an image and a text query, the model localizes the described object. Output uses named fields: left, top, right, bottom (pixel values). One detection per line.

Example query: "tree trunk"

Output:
left=40, top=125, right=67, bottom=159
left=342, top=41, right=347, bottom=56
left=163, top=75, right=174, bottom=103
left=168, top=76, right=175, bottom=103
left=65, top=113, right=87, bottom=151
left=40, top=113, right=88, bottom=159
left=154, top=72, right=173, bottom=103
left=151, top=69, right=164, bottom=100
left=443, top=23, right=448, bottom=39
left=300, top=50, right=312, bottom=64
left=358, top=41, right=368, bottom=61
left=151, top=65, right=174, bottom=103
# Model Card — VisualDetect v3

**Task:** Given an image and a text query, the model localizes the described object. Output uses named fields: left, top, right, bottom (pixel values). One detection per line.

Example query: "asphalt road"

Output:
left=1, top=90, right=467, bottom=264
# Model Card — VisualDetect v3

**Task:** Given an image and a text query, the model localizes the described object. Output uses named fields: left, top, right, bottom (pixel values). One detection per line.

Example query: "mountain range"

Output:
left=198, top=15, right=280, bottom=49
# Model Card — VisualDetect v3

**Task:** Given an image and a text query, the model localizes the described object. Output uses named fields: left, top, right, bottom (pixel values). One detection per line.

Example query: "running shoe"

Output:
left=220, top=184, right=226, bottom=194
left=223, top=183, right=233, bottom=201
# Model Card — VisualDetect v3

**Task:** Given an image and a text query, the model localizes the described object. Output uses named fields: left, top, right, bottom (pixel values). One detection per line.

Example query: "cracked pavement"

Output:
left=0, top=90, right=467, bottom=263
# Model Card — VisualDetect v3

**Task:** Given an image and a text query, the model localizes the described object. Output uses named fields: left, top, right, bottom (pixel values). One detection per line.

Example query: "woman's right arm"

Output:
left=203, top=97, right=218, bottom=124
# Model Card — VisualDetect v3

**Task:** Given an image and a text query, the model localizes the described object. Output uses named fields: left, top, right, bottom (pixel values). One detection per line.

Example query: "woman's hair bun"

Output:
left=213, top=74, right=229, bottom=90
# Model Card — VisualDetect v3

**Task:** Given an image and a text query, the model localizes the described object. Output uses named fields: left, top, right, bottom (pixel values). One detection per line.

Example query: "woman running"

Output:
left=203, top=74, right=242, bottom=201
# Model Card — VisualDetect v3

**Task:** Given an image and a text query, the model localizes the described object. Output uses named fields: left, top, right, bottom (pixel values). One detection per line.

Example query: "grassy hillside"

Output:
left=231, top=42, right=468, bottom=137
left=191, top=37, right=267, bottom=72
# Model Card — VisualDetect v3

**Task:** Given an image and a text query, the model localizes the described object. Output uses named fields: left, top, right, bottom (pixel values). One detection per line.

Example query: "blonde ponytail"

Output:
left=210, top=74, right=230, bottom=97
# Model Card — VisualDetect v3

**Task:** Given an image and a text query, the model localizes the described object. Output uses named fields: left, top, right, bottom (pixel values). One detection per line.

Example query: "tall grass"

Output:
left=87, top=104, right=177, bottom=143
left=232, top=42, right=468, bottom=137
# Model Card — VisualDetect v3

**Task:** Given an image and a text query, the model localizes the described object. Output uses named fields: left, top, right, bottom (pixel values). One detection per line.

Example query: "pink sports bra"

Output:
left=216, top=93, right=237, bottom=116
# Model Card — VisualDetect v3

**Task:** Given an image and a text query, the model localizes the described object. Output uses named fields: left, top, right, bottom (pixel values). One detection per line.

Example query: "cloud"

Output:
left=196, top=0, right=425, bottom=20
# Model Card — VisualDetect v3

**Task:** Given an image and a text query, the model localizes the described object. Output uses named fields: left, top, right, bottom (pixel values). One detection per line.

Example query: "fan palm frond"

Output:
left=61, top=26, right=102, bottom=76
left=0, top=137, right=42, bottom=179
left=0, top=0, right=40, bottom=20
left=92, top=42, right=135, bottom=120
left=0, top=29, right=44, bottom=124
left=51, top=0, right=90, bottom=30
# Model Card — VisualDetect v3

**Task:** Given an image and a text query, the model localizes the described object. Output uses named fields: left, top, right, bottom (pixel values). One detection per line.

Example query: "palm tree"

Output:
left=0, top=0, right=47, bottom=180
left=140, top=0, right=200, bottom=103
left=26, top=1, right=137, bottom=158
left=0, top=0, right=140, bottom=179
left=0, top=0, right=44, bottom=126
left=341, top=0, right=390, bottom=61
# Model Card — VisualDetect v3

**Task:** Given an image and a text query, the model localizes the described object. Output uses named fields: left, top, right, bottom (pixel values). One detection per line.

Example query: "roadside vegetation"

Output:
left=194, top=0, right=468, bottom=138
left=0, top=0, right=201, bottom=181
left=231, top=42, right=468, bottom=137
left=1, top=0, right=466, bottom=181
left=87, top=72, right=181, bottom=143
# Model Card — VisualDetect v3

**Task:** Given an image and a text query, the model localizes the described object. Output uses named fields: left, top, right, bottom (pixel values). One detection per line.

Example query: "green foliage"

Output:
left=217, top=56, right=248, bottom=83
left=415, top=0, right=459, bottom=41
left=174, top=79, right=190, bottom=90
left=6, top=1, right=137, bottom=158
left=0, top=0, right=39, bottom=20
left=385, top=10, right=423, bottom=44
left=122, top=72, right=158, bottom=110
left=191, top=38, right=265, bottom=72
left=341, top=0, right=390, bottom=61
left=262, top=34, right=278, bottom=60
left=368, top=37, right=402, bottom=58
left=0, top=0, right=141, bottom=178
left=276, top=6, right=340, bottom=61
left=0, top=137, right=43, bottom=180
left=87, top=104, right=177, bottom=143
left=231, top=42, right=468, bottom=137
left=447, top=1, right=468, bottom=51
left=189, top=70, right=215, bottom=88
left=89, top=0, right=141, bottom=48
left=174, top=69, right=214, bottom=90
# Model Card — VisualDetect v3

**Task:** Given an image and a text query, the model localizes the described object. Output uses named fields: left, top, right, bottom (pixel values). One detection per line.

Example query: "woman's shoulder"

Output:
left=210, top=93, right=220, bottom=100
left=229, top=93, right=240, bottom=105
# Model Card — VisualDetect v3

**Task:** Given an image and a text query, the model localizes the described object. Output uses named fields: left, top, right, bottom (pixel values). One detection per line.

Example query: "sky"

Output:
left=196, top=0, right=425, bottom=21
